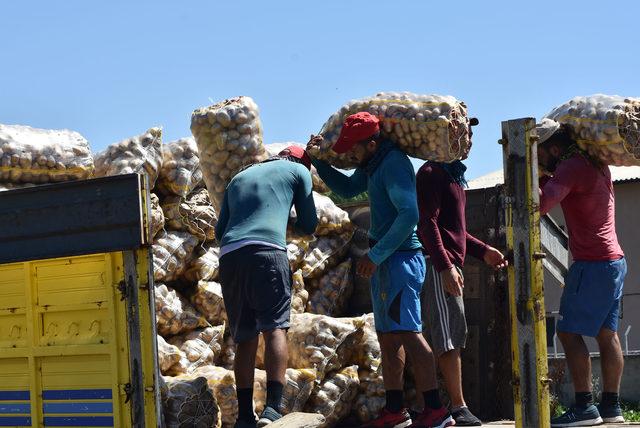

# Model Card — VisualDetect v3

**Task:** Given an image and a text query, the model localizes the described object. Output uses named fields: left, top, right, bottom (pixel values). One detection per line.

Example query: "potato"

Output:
left=155, top=283, right=209, bottom=337
left=152, top=230, right=199, bottom=282
left=184, top=366, right=317, bottom=426
left=546, top=95, right=640, bottom=166
left=93, top=127, right=163, bottom=187
left=291, top=270, right=309, bottom=315
left=189, top=280, right=227, bottom=326
left=308, top=92, right=471, bottom=169
left=162, top=188, right=217, bottom=242
left=191, top=97, right=268, bottom=211
left=301, top=230, right=354, bottom=279
left=0, top=124, right=93, bottom=183
left=307, top=260, right=353, bottom=317
left=168, top=325, right=226, bottom=376
left=149, top=193, right=165, bottom=239
left=290, top=192, right=351, bottom=237
left=157, top=137, right=203, bottom=197
left=157, top=335, right=184, bottom=374
left=352, top=368, right=385, bottom=423
left=304, top=365, right=360, bottom=428
left=184, top=245, right=220, bottom=282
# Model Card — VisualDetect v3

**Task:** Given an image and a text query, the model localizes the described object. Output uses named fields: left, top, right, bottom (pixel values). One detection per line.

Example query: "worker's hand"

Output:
left=442, top=267, right=464, bottom=296
left=356, top=254, right=377, bottom=279
left=484, top=246, right=508, bottom=269
left=306, top=134, right=324, bottom=154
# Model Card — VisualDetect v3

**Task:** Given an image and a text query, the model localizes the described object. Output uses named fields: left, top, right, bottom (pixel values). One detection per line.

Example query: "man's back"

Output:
left=215, top=159, right=316, bottom=248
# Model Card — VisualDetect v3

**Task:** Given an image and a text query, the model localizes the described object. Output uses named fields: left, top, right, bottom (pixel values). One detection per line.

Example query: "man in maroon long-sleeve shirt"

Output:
left=537, top=120, right=627, bottom=427
left=416, top=157, right=506, bottom=426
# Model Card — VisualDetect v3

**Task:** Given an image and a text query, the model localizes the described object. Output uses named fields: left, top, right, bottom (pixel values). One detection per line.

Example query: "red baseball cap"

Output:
left=278, top=145, right=311, bottom=170
left=332, top=112, right=380, bottom=154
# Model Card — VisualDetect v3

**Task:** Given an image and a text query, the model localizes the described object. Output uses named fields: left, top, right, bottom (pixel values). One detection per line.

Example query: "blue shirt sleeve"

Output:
left=214, top=190, right=230, bottom=241
left=311, top=158, right=368, bottom=198
left=367, top=156, right=420, bottom=265
left=293, top=168, right=318, bottom=235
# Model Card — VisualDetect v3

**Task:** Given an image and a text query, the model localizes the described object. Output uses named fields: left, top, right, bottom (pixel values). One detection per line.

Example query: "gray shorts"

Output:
left=219, top=245, right=292, bottom=343
left=422, top=261, right=467, bottom=356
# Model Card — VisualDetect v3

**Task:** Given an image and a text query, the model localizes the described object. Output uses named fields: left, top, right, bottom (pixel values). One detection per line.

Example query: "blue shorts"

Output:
left=371, top=250, right=426, bottom=333
left=557, top=257, right=626, bottom=337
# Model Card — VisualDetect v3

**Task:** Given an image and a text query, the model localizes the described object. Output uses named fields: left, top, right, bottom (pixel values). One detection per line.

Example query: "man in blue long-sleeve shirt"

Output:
left=309, top=112, right=453, bottom=428
left=216, top=145, right=318, bottom=428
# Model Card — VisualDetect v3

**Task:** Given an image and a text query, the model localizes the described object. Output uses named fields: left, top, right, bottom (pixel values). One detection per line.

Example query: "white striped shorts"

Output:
left=422, top=261, right=467, bottom=356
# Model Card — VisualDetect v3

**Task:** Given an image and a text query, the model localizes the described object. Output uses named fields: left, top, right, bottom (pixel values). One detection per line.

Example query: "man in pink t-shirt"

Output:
left=537, top=119, right=627, bottom=427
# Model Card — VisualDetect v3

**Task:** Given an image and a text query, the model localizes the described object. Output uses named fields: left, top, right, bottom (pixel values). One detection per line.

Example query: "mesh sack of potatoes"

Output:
left=0, top=124, right=93, bottom=183
left=190, top=366, right=317, bottom=425
left=184, top=245, right=220, bottom=282
left=216, top=334, right=236, bottom=370
left=352, top=368, right=385, bottom=423
left=162, top=375, right=221, bottom=428
left=345, top=313, right=381, bottom=371
left=545, top=94, right=640, bottom=166
left=301, top=230, right=354, bottom=279
left=307, top=259, right=353, bottom=317
left=286, top=234, right=311, bottom=271
left=149, top=193, right=165, bottom=239
left=290, top=192, right=351, bottom=237
left=304, top=365, right=360, bottom=428
left=265, top=142, right=330, bottom=193
left=307, top=92, right=471, bottom=169
left=155, top=283, right=209, bottom=337
left=291, top=269, right=309, bottom=314
left=157, top=137, right=203, bottom=197
left=168, top=325, right=226, bottom=376
left=162, top=188, right=217, bottom=242
left=189, top=280, right=227, bottom=325
left=257, top=313, right=364, bottom=380
left=94, top=127, right=163, bottom=187
left=191, top=96, right=268, bottom=211
left=152, top=230, right=199, bottom=282
left=158, top=334, right=185, bottom=375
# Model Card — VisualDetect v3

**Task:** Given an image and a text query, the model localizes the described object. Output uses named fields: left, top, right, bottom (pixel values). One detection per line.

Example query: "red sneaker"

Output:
left=409, top=407, right=455, bottom=428
left=361, top=408, right=412, bottom=428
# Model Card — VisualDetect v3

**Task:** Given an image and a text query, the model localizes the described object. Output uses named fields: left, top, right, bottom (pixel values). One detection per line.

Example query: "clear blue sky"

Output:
left=1, top=1, right=638, bottom=179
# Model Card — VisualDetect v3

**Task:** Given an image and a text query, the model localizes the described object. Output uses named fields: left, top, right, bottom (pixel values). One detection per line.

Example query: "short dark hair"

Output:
left=540, top=124, right=574, bottom=152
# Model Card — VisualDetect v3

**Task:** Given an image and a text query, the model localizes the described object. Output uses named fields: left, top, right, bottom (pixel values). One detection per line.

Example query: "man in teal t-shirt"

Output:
left=216, top=146, right=318, bottom=428
left=309, top=112, right=453, bottom=428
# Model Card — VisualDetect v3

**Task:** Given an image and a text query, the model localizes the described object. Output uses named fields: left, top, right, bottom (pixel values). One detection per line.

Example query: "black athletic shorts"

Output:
left=219, top=245, right=292, bottom=343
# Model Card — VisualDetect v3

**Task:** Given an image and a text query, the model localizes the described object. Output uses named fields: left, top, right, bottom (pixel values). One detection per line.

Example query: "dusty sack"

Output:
left=149, top=193, right=165, bottom=239
left=191, top=96, right=268, bottom=211
left=152, top=230, right=199, bottom=282
left=155, top=283, right=209, bottom=337
left=189, top=280, right=227, bottom=326
left=94, top=127, right=163, bottom=187
left=291, top=192, right=351, bottom=237
left=545, top=94, right=640, bottom=166
left=0, top=124, right=93, bottom=183
left=168, top=325, right=226, bottom=376
left=305, top=365, right=360, bottom=428
left=291, top=270, right=309, bottom=314
left=307, top=259, right=353, bottom=317
left=162, top=188, right=217, bottom=242
left=352, top=368, right=385, bottom=423
left=301, top=230, right=353, bottom=279
left=184, top=245, right=220, bottom=282
left=157, top=137, right=203, bottom=197
left=308, top=92, right=471, bottom=169
left=157, top=334, right=185, bottom=375
left=162, top=376, right=221, bottom=428
left=266, top=142, right=330, bottom=193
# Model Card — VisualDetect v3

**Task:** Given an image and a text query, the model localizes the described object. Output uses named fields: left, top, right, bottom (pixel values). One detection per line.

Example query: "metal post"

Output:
left=501, top=118, right=551, bottom=428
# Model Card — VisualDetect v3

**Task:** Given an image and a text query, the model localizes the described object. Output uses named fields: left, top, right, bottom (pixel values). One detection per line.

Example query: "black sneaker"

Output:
left=597, top=402, right=625, bottom=424
left=550, top=405, right=603, bottom=427
left=257, top=406, right=282, bottom=427
left=451, top=406, right=482, bottom=426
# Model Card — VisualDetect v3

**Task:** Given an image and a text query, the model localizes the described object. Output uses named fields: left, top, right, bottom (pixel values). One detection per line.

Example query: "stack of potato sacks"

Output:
left=147, top=96, right=387, bottom=427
